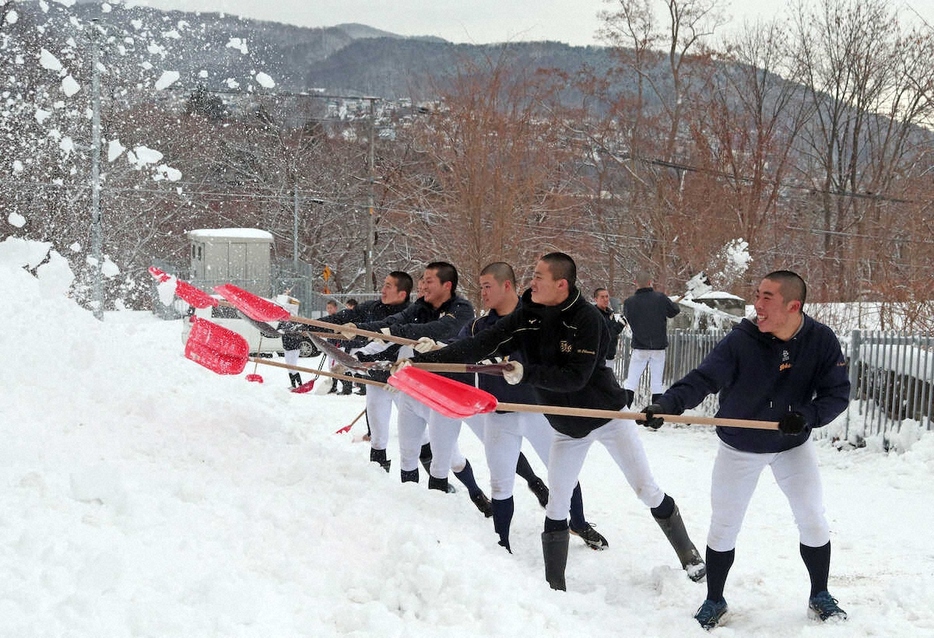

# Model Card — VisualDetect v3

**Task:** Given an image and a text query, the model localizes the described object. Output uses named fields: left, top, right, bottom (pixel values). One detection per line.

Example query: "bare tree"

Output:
left=789, top=0, right=934, bottom=300
left=378, top=51, right=583, bottom=301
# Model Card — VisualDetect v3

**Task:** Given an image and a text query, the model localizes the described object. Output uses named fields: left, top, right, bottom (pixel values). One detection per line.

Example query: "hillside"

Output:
left=8, top=1, right=616, bottom=98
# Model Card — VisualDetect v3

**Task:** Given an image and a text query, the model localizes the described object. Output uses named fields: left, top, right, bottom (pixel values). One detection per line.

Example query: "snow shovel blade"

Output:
left=148, top=266, right=218, bottom=309
left=236, top=311, right=285, bottom=339
left=214, top=283, right=290, bottom=322
left=184, top=317, right=249, bottom=375
left=387, top=366, right=498, bottom=419
left=309, top=334, right=373, bottom=372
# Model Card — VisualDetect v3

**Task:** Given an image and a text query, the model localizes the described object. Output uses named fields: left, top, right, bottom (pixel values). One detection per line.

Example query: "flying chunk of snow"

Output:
left=155, top=164, right=182, bottom=182
left=61, top=75, right=80, bottom=97
left=199, top=70, right=208, bottom=78
left=226, top=37, right=248, bottom=54
left=107, top=139, right=126, bottom=162
left=5, top=9, right=18, bottom=24
left=102, top=257, right=120, bottom=278
left=39, top=48, right=63, bottom=72
left=255, top=72, right=275, bottom=88
left=8, top=212, right=26, bottom=228
left=129, top=146, right=164, bottom=167
left=154, top=70, right=180, bottom=90
left=12, top=160, right=24, bottom=175
left=35, top=108, right=52, bottom=124
left=225, top=78, right=240, bottom=89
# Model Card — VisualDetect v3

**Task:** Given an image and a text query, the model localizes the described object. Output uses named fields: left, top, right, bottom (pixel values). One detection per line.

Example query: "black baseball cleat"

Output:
left=471, top=491, right=493, bottom=517
left=694, top=598, right=728, bottom=630
left=808, top=591, right=847, bottom=622
left=527, top=477, right=549, bottom=508
left=569, top=522, right=608, bottom=550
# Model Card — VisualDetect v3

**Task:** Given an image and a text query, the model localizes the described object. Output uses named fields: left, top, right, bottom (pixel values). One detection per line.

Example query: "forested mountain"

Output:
left=19, top=1, right=614, bottom=99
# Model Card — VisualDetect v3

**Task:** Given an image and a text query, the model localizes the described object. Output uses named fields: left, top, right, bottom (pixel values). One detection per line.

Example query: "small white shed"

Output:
left=188, top=228, right=273, bottom=296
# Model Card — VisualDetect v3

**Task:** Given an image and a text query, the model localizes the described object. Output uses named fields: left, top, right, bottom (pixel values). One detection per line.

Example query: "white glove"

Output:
left=373, top=327, right=393, bottom=344
left=413, top=336, right=437, bottom=353
left=390, top=359, right=412, bottom=375
left=339, top=323, right=357, bottom=340
left=503, top=360, right=524, bottom=385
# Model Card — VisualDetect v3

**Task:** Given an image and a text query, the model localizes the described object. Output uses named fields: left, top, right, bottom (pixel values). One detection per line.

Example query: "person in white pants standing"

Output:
left=622, top=271, right=680, bottom=407
left=639, top=270, right=850, bottom=629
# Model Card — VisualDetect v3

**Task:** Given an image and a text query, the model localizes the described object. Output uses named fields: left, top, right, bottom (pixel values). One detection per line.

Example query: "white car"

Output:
left=181, top=295, right=320, bottom=358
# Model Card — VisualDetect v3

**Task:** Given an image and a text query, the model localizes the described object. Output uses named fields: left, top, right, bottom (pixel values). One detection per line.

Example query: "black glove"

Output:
left=777, top=411, right=807, bottom=436
left=637, top=403, right=665, bottom=430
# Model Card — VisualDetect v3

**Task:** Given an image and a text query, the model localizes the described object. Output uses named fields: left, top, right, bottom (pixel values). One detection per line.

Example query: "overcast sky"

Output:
left=135, top=0, right=934, bottom=47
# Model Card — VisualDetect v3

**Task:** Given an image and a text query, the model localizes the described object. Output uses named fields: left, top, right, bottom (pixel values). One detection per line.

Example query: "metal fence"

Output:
left=616, top=329, right=934, bottom=445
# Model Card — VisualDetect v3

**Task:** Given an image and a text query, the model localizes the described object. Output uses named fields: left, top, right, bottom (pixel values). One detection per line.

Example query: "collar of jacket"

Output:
left=520, top=286, right=582, bottom=314
left=737, top=313, right=813, bottom=343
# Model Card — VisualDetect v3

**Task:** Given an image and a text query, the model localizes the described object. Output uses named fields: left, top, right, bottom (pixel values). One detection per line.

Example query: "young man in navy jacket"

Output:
left=640, top=270, right=850, bottom=629
left=413, top=253, right=705, bottom=590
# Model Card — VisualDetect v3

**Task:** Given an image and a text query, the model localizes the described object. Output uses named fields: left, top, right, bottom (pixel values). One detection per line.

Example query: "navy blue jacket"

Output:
left=357, top=295, right=475, bottom=343
left=458, top=302, right=538, bottom=407
left=316, top=298, right=411, bottom=348
left=656, top=315, right=850, bottom=453
left=623, top=287, right=680, bottom=350
left=415, top=286, right=629, bottom=438
left=597, top=305, right=626, bottom=358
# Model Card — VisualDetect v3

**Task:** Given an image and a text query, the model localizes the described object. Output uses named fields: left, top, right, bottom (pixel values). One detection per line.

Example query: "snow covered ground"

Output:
left=2, top=237, right=934, bottom=636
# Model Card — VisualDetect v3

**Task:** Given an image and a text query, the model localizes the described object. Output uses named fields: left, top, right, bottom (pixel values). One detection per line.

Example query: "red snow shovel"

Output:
left=185, top=317, right=250, bottom=374
left=149, top=266, right=219, bottom=309
left=388, top=366, right=779, bottom=430
left=387, top=366, right=498, bottom=419
left=214, top=283, right=420, bottom=347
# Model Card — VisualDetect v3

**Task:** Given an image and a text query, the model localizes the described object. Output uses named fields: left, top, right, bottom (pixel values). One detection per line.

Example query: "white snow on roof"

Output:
left=188, top=228, right=273, bottom=240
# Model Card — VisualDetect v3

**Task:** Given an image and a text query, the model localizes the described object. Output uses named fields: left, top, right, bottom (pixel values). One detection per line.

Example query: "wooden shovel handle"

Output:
left=286, top=316, right=420, bottom=347
left=413, top=362, right=508, bottom=376
left=495, top=402, right=778, bottom=430
left=248, top=357, right=387, bottom=387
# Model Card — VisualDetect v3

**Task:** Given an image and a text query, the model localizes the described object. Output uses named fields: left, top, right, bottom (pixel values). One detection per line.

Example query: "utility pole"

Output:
left=293, top=182, right=299, bottom=272
left=365, top=97, right=377, bottom=292
left=89, top=20, right=104, bottom=320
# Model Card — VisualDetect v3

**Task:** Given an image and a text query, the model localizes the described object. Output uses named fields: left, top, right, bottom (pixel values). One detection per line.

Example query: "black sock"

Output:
left=705, top=547, right=735, bottom=603
left=569, top=483, right=586, bottom=529
left=650, top=494, right=675, bottom=519
left=544, top=516, right=568, bottom=533
left=800, top=542, right=831, bottom=597
left=515, top=452, right=537, bottom=484
left=492, top=497, right=515, bottom=551
left=453, top=459, right=481, bottom=497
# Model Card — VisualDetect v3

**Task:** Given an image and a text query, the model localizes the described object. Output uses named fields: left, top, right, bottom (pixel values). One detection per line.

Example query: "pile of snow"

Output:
left=1, top=236, right=933, bottom=636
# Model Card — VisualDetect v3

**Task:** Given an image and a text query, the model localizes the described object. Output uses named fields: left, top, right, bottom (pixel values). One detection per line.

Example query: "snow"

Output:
left=107, top=139, right=126, bottom=163
left=60, top=74, right=81, bottom=97
left=128, top=145, right=164, bottom=167
left=39, top=48, right=64, bottom=72
left=189, top=228, right=273, bottom=240
left=1, top=236, right=934, bottom=636
left=226, top=37, right=249, bottom=54
left=255, top=71, right=275, bottom=88
left=154, top=70, right=180, bottom=90
left=7, top=212, right=26, bottom=228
